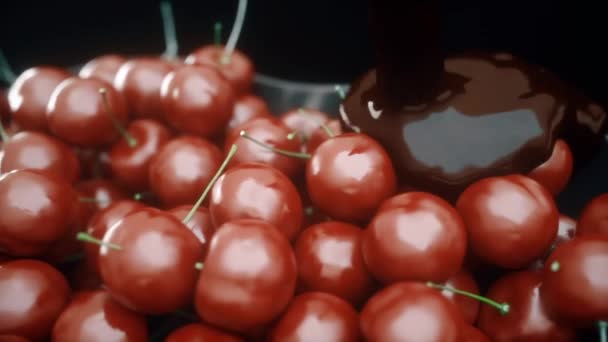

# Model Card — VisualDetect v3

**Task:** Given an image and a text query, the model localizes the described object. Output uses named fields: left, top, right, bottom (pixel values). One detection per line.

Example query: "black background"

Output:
left=0, top=0, right=606, bottom=106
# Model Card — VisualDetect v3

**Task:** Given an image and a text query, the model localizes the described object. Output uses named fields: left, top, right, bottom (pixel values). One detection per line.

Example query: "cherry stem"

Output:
left=304, top=206, right=315, bottom=216
left=78, top=196, right=106, bottom=204
left=194, top=262, right=204, bottom=270
left=0, top=119, right=9, bottom=143
left=183, top=144, right=238, bottom=225
left=221, top=0, right=248, bottom=65
left=160, top=0, right=179, bottom=59
left=427, top=281, right=510, bottom=316
left=0, top=49, right=16, bottom=84
left=239, top=130, right=312, bottom=159
left=76, top=232, right=122, bottom=251
left=334, top=85, right=347, bottom=100
left=599, top=321, right=607, bottom=342
left=298, top=108, right=335, bottom=138
left=99, top=88, right=138, bottom=147
left=133, top=192, right=153, bottom=201
left=214, top=21, right=223, bottom=46
left=550, top=261, right=560, bottom=272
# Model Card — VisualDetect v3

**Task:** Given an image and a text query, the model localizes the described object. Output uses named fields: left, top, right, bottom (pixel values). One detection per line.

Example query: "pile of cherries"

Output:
left=1, top=10, right=608, bottom=342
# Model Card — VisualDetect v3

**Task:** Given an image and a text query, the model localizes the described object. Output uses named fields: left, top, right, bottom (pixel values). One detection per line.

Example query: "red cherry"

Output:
left=306, top=132, right=397, bottom=223
left=160, top=65, right=235, bottom=137
left=360, top=281, right=464, bottom=342
left=0, top=169, right=78, bottom=256
left=8, top=67, right=70, bottom=132
left=47, top=79, right=129, bottom=147
left=280, top=108, right=330, bottom=141
left=478, top=270, right=576, bottom=341
left=0, top=131, right=80, bottom=183
left=195, top=219, right=297, bottom=333
left=113, top=57, right=173, bottom=120
left=73, top=147, right=112, bottom=179
left=269, top=292, right=361, bottom=341
left=165, top=323, right=243, bottom=342
left=98, top=207, right=202, bottom=314
left=226, top=94, right=272, bottom=136
left=577, top=193, right=608, bottom=236
left=362, top=192, right=467, bottom=283
left=0, top=259, right=70, bottom=341
left=456, top=175, right=559, bottom=268
left=226, top=117, right=304, bottom=179
left=186, top=46, right=254, bottom=95
left=0, top=335, right=29, bottom=342
left=440, top=269, right=481, bottom=324
left=462, top=325, right=491, bottom=342
left=78, top=54, right=127, bottom=85
left=51, top=290, right=148, bottom=342
left=76, top=179, right=128, bottom=220
left=168, top=205, right=215, bottom=259
left=84, top=200, right=143, bottom=275
left=306, top=119, right=342, bottom=153
left=148, top=136, right=222, bottom=208
left=540, top=235, right=608, bottom=324
left=109, top=119, right=172, bottom=192
left=293, top=221, right=374, bottom=306
left=528, top=139, right=573, bottom=196
left=210, top=163, right=303, bottom=241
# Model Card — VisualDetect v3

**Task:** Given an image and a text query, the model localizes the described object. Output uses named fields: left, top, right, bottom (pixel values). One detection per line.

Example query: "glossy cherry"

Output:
left=306, top=132, right=397, bottom=223
left=84, top=200, right=143, bottom=275
left=360, top=281, right=464, bottom=342
left=160, top=64, right=235, bottom=137
left=99, top=207, right=202, bottom=314
left=210, top=162, right=303, bottom=241
left=226, top=94, right=272, bottom=136
left=76, top=179, right=128, bottom=220
left=528, top=139, right=573, bottom=196
left=165, top=323, right=244, bottom=342
left=109, top=119, right=172, bottom=192
left=456, top=174, right=559, bottom=268
left=226, top=117, right=304, bottom=179
left=462, top=325, right=491, bottom=342
left=577, top=193, right=608, bottom=236
left=195, top=219, right=297, bottom=333
left=52, top=289, right=148, bottom=342
left=0, top=169, right=78, bottom=256
left=0, top=131, right=80, bottom=183
left=113, top=57, right=173, bottom=120
left=478, top=270, right=576, bottom=341
left=531, top=214, right=578, bottom=270
left=0, top=259, right=70, bottom=341
left=186, top=45, right=254, bottom=95
left=79, top=54, right=127, bottom=85
left=293, top=221, right=374, bottom=306
left=306, top=119, right=342, bottom=153
left=148, top=136, right=222, bottom=208
left=74, top=147, right=112, bottom=179
left=362, top=192, right=467, bottom=284
left=440, top=269, right=481, bottom=324
left=168, top=205, right=215, bottom=259
left=540, top=235, right=608, bottom=324
left=280, top=108, right=330, bottom=141
left=8, top=66, right=70, bottom=132
left=47, top=78, right=129, bottom=147
left=269, top=292, right=361, bottom=342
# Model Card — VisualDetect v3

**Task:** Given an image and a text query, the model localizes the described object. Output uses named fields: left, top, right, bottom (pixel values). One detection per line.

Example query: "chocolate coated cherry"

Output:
left=160, top=64, right=235, bottom=137
left=195, top=219, right=297, bottom=333
left=360, top=281, right=464, bottom=342
left=186, top=45, right=254, bottom=95
left=528, top=139, right=573, bottom=196
left=210, top=163, right=303, bottom=241
left=47, top=78, right=129, bottom=147
left=8, top=66, right=70, bottom=132
left=99, top=207, right=202, bottom=314
left=0, top=259, right=70, bottom=341
left=577, top=193, right=608, bottom=236
left=165, top=323, right=243, bottom=342
left=478, top=270, right=576, bottom=341
left=270, top=292, right=361, bottom=342
left=79, top=54, right=127, bottom=85
left=456, top=175, right=559, bottom=268
left=0, top=131, right=80, bottom=183
left=294, top=221, right=374, bottom=306
left=362, top=192, right=467, bottom=283
left=0, top=169, right=78, bottom=256
left=148, top=136, right=222, bottom=208
left=51, top=289, right=148, bottom=342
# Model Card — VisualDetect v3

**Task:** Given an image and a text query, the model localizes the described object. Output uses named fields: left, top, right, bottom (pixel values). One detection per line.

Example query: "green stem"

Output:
left=334, top=85, right=347, bottom=100
left=79, top=197, right=106, bottom=204
left=427, top=281, right=510, bottom=316
left=221, top=0, right=248, bottom=65
left=194, top=262, right=204, bottom=270
left=0, top=49, right=16, bottom=84
left=240, top=130, right=311, bottom=159
left=550, top=261, right=560, bottom=272
left=183, top=144, right=238, bottom=225
left=160, top=0, right=179, bottom=59
left=99, top=88, right=138, bottom=147
left=76, top=232, right=122, bottom=251
left=214, top=21, right=223, bottom=46
left=133, top=192, right=153, bottom=201
left=599, top=321, right=607, bottom=342
left=0, top=119, right=9, bottom=143
left=298, top=108, right=335, bottom=138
